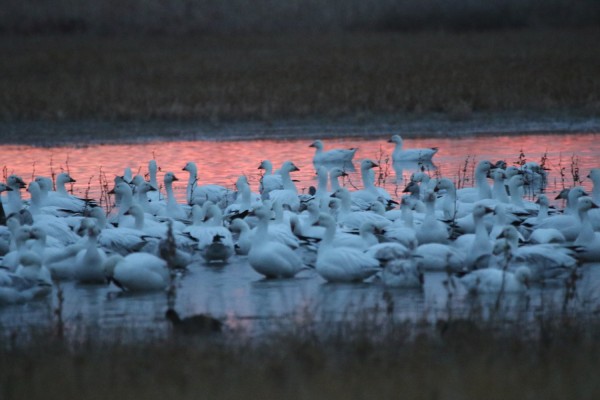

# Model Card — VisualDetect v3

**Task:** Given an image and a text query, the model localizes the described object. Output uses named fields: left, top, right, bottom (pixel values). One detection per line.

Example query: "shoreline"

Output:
left=1, top=112, right=599, bottom=147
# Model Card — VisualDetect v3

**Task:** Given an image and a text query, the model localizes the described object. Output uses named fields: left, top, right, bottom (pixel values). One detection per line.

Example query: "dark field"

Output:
left=2, top=313, right=600, bottom=400
left=1, top=29, right=599, bottom=127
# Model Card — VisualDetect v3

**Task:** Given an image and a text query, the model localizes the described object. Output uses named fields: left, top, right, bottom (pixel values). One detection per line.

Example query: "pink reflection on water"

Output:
left=1, top=133, right=599, bottom=204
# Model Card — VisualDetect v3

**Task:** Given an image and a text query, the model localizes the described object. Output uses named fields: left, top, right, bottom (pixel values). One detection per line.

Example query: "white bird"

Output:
left=258, top=160, right=283, bottom=197
left=314, top=213, right=380, bottom=283
left=74, top=224, right=108, bottom=284
left=104, top=253, right=170, bottom=292
left=248, top=205, right=306, bottom=279
left=182, top=162, right=234, bottom=208
left=267, top=161, right=301, bottom=212
left=0, top=252, right=53, bottom=305
left=309, top=139, right=357, bottom=165
left=388, top=135, right=438, bottom=162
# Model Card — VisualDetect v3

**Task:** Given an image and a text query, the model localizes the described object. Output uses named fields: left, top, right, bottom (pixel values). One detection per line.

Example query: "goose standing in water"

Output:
left=104, top=253, right=170, bottom=292
left=267, top=161, right=301, bottom=212
left=182, top=161, right=234, bottom=207
left=258, top=160, right=283, bottom=198
left=315, top=213, right=380, bottom=283
left=309, top=139, right=357, bottom=166
left=388, top=135, right=438, bottom=163
left=248, top=205, right=306, bottom=279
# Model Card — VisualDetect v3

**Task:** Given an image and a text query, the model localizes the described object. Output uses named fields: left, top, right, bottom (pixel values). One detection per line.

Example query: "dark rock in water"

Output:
left=165, top=309, right=222, bottom=335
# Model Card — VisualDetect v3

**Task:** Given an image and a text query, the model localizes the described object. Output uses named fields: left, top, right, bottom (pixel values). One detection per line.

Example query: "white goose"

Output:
left=4, top=175, right=26, bottom=215
left=493, top=225, right=577, bottom=282
left=309, top=139, right=357, bottom=165
left=315, top=213, right=380, bottom=283
left=388, top=135, right=438, bottom=162
left=258, top=160, right=283, bottom=197
left=267, top=161, right=301, bottom=212
left=104, top=253, right=170, bottom=292
left=573, top=196, right=600, bottom=262
left=182, top=161, right=234, bottom=207
left=248, top=205, right=306, bottom=278
left=74, top=223, right=108, bottom=284
left=0, top=252, right=53, bottom=305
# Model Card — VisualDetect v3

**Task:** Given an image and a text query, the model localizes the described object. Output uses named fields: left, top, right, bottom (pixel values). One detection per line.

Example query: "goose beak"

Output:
left=592, top=202, right=600, bottom=209
left=387, top=139, right=393, bottom=143
left=5, top=186, right=13, bottom=191
left=172, top=175, right=179, bottom=181
left=484, top=206, right=494, bottom=214
left=308, top=143, right=315, bottom=148
left=372, top=162, right=379, bottom=168
left=69, top=177, right=77, bottom=183
left=107, top=187, right=116, bottom=194
left=291, top=166, right=300, bottom=172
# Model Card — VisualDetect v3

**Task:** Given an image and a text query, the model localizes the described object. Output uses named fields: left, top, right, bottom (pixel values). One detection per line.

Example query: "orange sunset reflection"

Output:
left=1, top=133, right=598, bottom=204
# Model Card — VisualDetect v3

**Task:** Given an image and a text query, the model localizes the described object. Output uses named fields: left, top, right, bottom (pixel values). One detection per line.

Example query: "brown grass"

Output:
left=1, top=29, right=599, bottom=127
left=2, top=312, right=600, bottom=400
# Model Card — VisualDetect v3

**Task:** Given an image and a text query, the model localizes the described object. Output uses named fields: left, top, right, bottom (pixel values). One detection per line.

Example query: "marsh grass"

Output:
left=2, top=306, right=600, bottom=400
left=0, top=28, right=599, bottom=129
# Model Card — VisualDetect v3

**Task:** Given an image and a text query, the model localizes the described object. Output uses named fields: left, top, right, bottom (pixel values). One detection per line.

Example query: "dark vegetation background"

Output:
left=1, top=0, right=599, bottom=138
left=2, top=0, right=599, bottom=35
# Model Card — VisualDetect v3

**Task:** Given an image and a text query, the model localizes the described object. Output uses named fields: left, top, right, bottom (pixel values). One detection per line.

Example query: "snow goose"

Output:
left=314, top=213, right=380, bottom=283
left=29, top=226, right=84, bottom=280
left=158, top=172, right=188, bottom=220
left=415, top=191, right=450, bottom=245
left=0, top=252, right=53, bottom=305
left=15, top=249, right=52, bottom=285
left=183, top=203, right=234, bottom=255
left=414, top=242, right=466, bottom=273
left=331, top=188, right=391, bottom=231
left=494, top=225, right=577, bottom=282
left=349, top=159, right=393, bottom=210
left=573, top=197, right=600, bottom=262
left=267, top=161, right=301, bottom=212
left=309, top=139, right=357, bottom=166
left=258, top=160, right=283, bottom=197
left=224, top=175, right=261, bottom=219
left=182, top=161, right=234, bottom=208
left=491, top=169, right=510, bottom=203
left=74, top=223, right=108, bottom=284
left=462, top=203, right=494, bottom=270
left=388, top=135, right=438, bottom=163
left=104, top=253, right=169, bottom=292
left=247, top=205, right=306, bottom=278
left=329, top=167, right=348, bottom=192
left=108, top=182, right=135, bottom=225
left=456, top=160, right=493, bottom=203
left=589, top=168, right=600, bottom=203
left=459, top=266, right=531, bottom=295
left=0, top=183, right=13, bottom=225
left=5, top=175, right=26, bottom=215
left=0, top=225, right=32, bottom=272
left=229, top=218, right=252, bottom=255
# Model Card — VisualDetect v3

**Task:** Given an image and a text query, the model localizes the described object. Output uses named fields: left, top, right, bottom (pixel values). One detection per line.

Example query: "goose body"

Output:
left=388, top=135, right=438, bottom=162
left=309, top=139, right=357, bottom=165
left=105, top=253, right=170, bottom=292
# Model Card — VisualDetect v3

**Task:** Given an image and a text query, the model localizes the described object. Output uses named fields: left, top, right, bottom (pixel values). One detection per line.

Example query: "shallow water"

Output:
left=1, top=132, right=600, bottom=340
left=2, top=132, right=600, bottom=203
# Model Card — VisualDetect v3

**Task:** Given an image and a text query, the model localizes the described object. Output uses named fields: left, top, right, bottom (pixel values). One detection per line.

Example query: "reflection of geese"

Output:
left=388, top=135, right=438, bottom=162
left=459, top=266, right=531, bottom=294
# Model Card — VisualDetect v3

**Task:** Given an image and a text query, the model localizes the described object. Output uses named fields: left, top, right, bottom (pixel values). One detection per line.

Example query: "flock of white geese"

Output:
left=1, top=135, right=599, bottom=309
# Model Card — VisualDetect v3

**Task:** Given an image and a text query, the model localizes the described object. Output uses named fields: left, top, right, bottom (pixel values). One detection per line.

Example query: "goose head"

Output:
left=34, top=177, right=52, bottom=191
left=57, top=172, right=76, bottom=185
left=360, top=159, right=379, bottom=171
left=182, top=162, right=198, bottom=175
left=588, top=168, right=600, bottom=182
left=280, top=161, right=300, bottom=173
left=577, top=196, right=600, bottom=213
left=258, top=160, right=273, bottom=171
left=387, top=135, right=402, bottom=145
left=7, top=175, right=26, bottom=190
left=535, top=194, right=549, bottom=207
left=309, top=140, right=324, bottom=150
left=164, top=172, right=179, bottom=185
left=329, top=167, right=348, bottom=179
